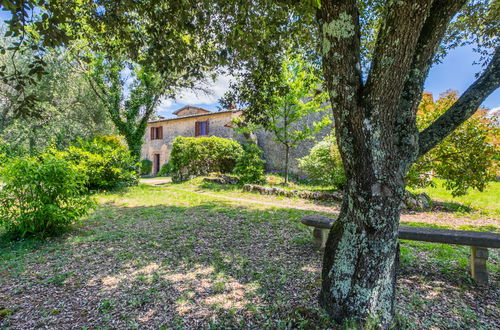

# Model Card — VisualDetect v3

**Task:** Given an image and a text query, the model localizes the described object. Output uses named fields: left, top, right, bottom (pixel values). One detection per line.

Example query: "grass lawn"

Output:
left=409, top=179, right=500, bottom=217
left=1, top=183, right=499, bottom=329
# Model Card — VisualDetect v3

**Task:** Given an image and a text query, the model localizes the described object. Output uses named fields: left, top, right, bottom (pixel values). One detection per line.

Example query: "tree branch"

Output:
left=394, top=0, right=466, bottom=164
left=398, top=0, right=466, bottom=116
left=418, top=47, right=500, bottom=157
left=363, top=0, right=433, bottom=117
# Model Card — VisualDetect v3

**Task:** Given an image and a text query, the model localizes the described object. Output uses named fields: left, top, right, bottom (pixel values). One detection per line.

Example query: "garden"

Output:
left=1, top=1, right=499, bottom=329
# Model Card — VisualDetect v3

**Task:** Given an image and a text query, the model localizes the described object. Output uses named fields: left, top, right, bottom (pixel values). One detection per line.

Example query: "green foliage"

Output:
left=298, top=134, right=346, bottom=189
left=87, top=56, right=166, bottom=161
left=62, top=135, right=139, bottom=190
left=233, top=143, right=266, bottom=184
left=140, top=159, right=153, bottom=176
left=170, top=136, right=243, bottom=181
left=0, top=39, right=114, bottom=154
left=408, top=92, right=497, bottom=196
left=0, top=153, right=94, bottom=238
left=157, top=162, right=173, bottom=177
left=224, top=50, right=331, bottom=182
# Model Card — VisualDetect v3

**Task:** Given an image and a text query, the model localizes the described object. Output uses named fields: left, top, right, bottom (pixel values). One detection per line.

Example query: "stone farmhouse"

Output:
left=141, top=105, right=332, bottom=176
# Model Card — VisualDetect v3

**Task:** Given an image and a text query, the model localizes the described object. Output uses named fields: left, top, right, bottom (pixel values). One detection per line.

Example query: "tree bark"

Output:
left=284, top=144, right=289, bottom=183
left=319, top=173, right=403, bottom=326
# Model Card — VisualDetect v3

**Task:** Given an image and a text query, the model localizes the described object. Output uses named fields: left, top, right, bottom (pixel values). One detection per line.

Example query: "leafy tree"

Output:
left=408, top=91, right=497, bottom=196
left=0, top=35, right=114, bottom=154
left=83, top=55, right=166, bottom=161
left=3, top=0, right=500, bottom=326
left=224, top=51, right=331, bottom=183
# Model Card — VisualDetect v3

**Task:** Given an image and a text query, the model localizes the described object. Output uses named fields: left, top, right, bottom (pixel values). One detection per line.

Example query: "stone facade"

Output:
left=141, top=106, right=333, bottom=176
left=141, top=108, right=245, bottom=174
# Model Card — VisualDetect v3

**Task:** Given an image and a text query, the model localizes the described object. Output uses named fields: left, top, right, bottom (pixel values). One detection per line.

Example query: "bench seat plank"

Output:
left=301, top=215, right=499, bottom=285
left=398, top=226, right=500, bottom=248
left=301, top=215, right=500, bottom=248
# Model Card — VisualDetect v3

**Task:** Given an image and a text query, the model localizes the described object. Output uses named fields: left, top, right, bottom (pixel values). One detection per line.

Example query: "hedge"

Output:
left=170, top=136, right=243, bottom=181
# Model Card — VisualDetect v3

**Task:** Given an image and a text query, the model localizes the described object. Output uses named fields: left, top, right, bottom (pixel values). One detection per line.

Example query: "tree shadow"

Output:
left=0, top=197, right=497, bottom=328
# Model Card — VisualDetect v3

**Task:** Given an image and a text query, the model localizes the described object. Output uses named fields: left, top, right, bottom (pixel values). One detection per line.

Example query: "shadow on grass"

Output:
left=0, top=200, right=334, bottom=328
left=431, top=200, right=475, bottom=213
left=1, top=192, right=498, bottom=329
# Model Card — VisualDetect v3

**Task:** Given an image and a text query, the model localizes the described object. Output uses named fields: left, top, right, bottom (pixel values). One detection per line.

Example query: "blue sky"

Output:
left=1, top=9, right=498, bottom=118
left=160, top=44, right=499, bottom=117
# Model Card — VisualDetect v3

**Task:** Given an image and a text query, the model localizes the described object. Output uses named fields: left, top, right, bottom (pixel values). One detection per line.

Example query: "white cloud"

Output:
left=158, top=74, right=233, bottom=116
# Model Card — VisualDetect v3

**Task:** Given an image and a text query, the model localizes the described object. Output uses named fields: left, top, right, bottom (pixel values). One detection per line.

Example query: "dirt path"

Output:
left=140, top=179, right=498, bottom=228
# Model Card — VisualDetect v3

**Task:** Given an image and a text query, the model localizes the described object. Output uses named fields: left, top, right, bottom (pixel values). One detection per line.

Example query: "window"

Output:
left=150, top=126, right=163, bottom=140
left=195, top=120, right=209, bottom=137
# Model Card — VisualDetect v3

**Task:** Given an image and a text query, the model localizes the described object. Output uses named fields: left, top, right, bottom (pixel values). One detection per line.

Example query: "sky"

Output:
left=158, top=44, right=499, bottom=118
left=1, top=9, right=498, bottom=118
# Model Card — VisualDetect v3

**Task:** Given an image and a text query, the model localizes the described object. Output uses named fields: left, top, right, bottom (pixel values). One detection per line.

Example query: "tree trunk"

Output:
left=124, top=133, right=142, bottom=163
left=284, top=144, right=289, bottom=183
left=319, top=173, right=404, bottom=327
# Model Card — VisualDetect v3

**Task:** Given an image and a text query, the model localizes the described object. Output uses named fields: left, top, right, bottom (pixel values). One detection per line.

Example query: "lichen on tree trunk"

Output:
left=319, top=178, right=403, bottom=326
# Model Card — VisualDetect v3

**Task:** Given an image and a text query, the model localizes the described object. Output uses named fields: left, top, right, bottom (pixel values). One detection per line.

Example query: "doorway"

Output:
left=153, top=154, right=160, bottom=175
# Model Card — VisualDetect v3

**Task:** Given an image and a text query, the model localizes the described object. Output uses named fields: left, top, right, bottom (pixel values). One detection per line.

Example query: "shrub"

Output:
left=170, top=136, right=243, bottom=181
left=140, top=159, right=153, bottom=175
left=0, top=153, right=94, bottom=238
left=63, top=135, right=138, bottom=190
left=233, top=143, right=266, bottom=183
left=157, top=162, right=172, bottom=176
left=298, top=134, right=346, bottom=189
left=407, top=91, right=497, bottom=196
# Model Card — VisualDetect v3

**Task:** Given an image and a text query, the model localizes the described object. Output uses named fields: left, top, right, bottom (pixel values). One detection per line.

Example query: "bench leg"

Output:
left=313, top=228, right=329, bottom=249
left=470, top=246, right=489, bottom=285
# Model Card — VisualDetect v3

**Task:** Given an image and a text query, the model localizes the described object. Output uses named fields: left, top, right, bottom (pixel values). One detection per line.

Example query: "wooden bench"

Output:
left=302, top=215, right=500, bottom=285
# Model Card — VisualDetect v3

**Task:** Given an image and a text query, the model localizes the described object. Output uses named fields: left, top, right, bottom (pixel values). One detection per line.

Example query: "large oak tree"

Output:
left=3, top=0, right=499, bottom=326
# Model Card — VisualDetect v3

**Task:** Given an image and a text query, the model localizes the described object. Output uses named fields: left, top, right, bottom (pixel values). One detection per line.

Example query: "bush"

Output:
left=170, top=136, right=243, bottom=181
left=233, top=143, right=266, bottom=183
left=0, top=153, right=94, bottom=238
left=140, top=159, right=153, bottom=175
left=298, top=134, right=345, bottom=189
left=63, top=135, right=138, bottom=190
left=407, top=91, right=497, bottom=196
left=157, top=162, right=172, bottom=176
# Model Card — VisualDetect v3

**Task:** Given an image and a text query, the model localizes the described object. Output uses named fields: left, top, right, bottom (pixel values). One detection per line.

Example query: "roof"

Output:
left=148, top=110, right=241, bottom=124
left=172, top=105, right=212, bottom=116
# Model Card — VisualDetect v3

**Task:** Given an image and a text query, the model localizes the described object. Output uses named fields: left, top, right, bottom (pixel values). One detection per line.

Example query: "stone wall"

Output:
left=254, top=110, right=333, bottom=178
left=141, top=109, right=333, bottom=177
